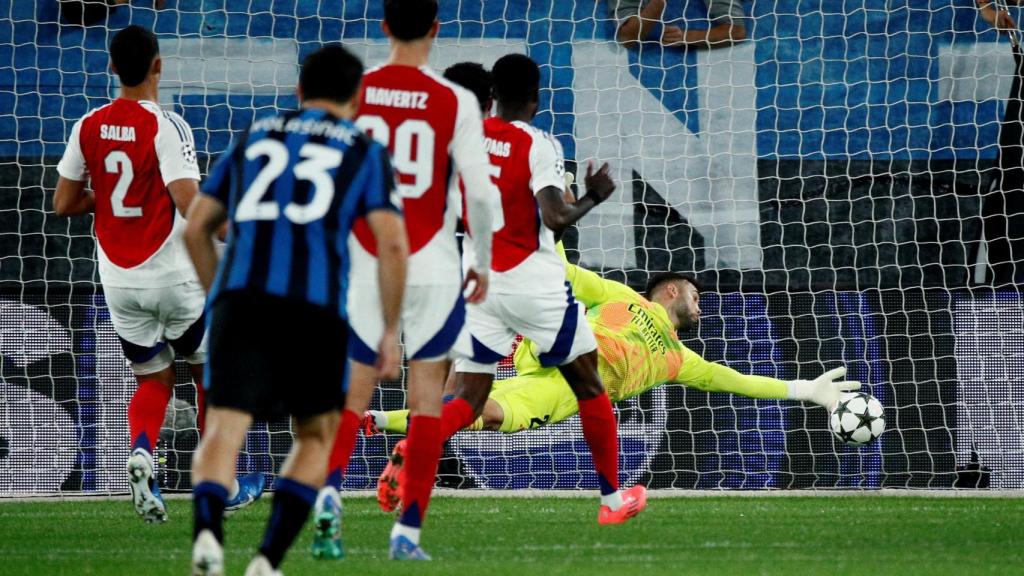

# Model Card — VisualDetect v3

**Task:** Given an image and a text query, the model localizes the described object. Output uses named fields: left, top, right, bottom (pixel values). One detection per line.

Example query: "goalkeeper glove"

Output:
left=787, top=367, right=862, bottom=410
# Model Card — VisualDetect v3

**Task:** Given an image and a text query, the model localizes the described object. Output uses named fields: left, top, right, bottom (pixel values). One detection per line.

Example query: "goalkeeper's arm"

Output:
left=557, top=243, right=642, bottom=309
left=675, top=346, right=860, bottom=409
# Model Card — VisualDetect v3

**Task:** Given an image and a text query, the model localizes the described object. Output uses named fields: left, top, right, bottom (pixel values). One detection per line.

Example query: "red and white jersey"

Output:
left=57, top=99, right=200, bottom=288
left=352, top=64, right=490, bottom=285
left=463, top=118, right=567, bottom=295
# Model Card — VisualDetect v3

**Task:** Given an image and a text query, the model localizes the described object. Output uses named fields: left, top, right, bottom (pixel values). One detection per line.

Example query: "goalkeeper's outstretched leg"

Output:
left=365, top=369, right=582, bottom=435
left=365, top=363, right=864, bottom=439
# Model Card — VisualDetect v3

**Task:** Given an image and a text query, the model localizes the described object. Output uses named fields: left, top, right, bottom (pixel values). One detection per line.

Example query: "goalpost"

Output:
left=2, top=1, right=1024, bottom=496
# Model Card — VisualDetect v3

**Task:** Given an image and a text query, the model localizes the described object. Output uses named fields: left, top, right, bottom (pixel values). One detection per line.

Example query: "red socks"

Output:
left=391, top=399, right=471, bottom=527
left=127, top=378, right=173, bottom=453
left=577, top=392, right=620, bottom=495
left=398, top=415, right=442, bottom=527
left=439, top=397, right=476, bottom=441
left=326, top=409, right=362, bottom=489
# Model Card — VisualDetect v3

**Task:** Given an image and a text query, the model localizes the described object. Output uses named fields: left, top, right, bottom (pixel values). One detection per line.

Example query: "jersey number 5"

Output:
left=236, top=140, right=343, bottom=224
left=355, top=115, right=434, bottom=199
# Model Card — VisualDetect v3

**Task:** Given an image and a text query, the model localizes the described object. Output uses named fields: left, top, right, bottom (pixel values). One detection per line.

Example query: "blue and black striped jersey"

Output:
left=202, top=108, right=399, bottom=319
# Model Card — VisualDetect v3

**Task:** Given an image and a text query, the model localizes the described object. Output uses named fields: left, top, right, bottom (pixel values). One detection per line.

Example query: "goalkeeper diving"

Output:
left=365, top=244, right=862, bottom=436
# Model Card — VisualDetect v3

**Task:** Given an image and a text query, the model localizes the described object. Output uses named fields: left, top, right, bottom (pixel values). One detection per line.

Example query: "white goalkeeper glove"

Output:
left=787, top=367, right=862, bottom=410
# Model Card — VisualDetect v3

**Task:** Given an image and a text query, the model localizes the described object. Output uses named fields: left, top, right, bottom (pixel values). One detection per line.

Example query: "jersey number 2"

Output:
left=236, top=140, right=343, bottom=224
left=105, top=151, right=141, bottom=217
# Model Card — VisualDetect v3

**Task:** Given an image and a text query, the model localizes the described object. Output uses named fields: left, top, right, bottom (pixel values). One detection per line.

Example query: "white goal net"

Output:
left=2, top=1, right=1023, bottom=496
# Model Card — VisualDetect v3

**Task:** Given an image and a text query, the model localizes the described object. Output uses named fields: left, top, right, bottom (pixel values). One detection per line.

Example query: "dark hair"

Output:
left=444, top=62, right=492, bottom=113
left=645, top=272, right=702, bottom=297
left=300, top=45, right=364, bottom=104
left=110, top=25, right=160, bottom=87
left=492, top=53, right=540, bottom=108
left=384, top=0, right=438, bottom=41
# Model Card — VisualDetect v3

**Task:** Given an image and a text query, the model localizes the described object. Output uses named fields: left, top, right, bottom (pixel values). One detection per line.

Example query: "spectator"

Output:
left=977, top=0, right=1018, bottom=33
left=609, top=0, right=746, bottom=50
left=978, top=0, right=1024, bottom=286
left=59, top=0, right=163, bottom=27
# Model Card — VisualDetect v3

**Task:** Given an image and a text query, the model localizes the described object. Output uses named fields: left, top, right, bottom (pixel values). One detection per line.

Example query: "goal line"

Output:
left=3, top=489, right=1023, bottom=503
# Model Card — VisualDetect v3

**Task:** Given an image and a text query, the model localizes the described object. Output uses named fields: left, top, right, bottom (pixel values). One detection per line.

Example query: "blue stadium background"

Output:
left=1, top=0, right=1015, bottom=159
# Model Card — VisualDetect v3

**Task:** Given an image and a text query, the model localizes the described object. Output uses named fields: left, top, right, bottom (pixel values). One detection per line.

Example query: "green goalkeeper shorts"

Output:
left=491, top=369, right=582, bottom=433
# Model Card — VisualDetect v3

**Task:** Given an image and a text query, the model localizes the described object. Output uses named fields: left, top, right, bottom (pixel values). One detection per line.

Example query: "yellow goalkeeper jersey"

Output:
left=513, top=250, right=788, bottom=402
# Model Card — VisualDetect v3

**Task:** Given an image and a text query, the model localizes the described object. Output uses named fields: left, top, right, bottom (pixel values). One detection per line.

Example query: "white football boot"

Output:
left=191, top=529, right=224, bottom=576
left=126, top=448, right=167, bottom=523
left=244, top=555, right=283, bottom=576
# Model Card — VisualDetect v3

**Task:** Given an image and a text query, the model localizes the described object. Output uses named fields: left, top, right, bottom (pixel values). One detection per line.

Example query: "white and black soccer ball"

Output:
left=829, top=392, right=885, bottom=446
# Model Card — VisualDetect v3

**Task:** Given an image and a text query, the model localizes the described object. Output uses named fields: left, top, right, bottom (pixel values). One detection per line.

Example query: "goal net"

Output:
left=2, top=1, right=1024, bottom=496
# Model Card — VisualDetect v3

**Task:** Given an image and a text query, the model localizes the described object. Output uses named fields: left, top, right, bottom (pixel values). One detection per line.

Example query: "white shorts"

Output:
left=452, top=283, right=597, bottom=374
left=347, top=282, right=465, bottom=364
left=104, top=281, right=208, bottom=375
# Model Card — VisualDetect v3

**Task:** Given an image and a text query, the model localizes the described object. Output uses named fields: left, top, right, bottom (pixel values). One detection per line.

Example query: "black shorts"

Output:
left=206, top=291, right=349, bottom=421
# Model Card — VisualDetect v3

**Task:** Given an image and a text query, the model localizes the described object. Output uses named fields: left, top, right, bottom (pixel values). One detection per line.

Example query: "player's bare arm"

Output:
left=183, top=195, right=227, bottom=292
left=462, top=264, right=489, bottom=304
left=168, top=160, right=227, bottom=239
left=52, top=176, right=95, bottom=216
left=366, top=208, right=408, bottom=379
left=167, top=177, right=199, bottom=217
left=536, top=160, right=615, bottom=241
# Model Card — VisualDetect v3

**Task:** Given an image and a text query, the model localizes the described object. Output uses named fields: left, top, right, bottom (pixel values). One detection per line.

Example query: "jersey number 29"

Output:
left=355, top=115, right=434, bottom=199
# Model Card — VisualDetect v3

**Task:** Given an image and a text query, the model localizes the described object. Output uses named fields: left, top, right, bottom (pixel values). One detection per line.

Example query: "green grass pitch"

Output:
left=1, top=496, right=1021, bottom=575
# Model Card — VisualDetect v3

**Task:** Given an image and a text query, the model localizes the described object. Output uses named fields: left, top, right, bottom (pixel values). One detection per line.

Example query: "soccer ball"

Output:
left=829, top=392, right=885, bottom=446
